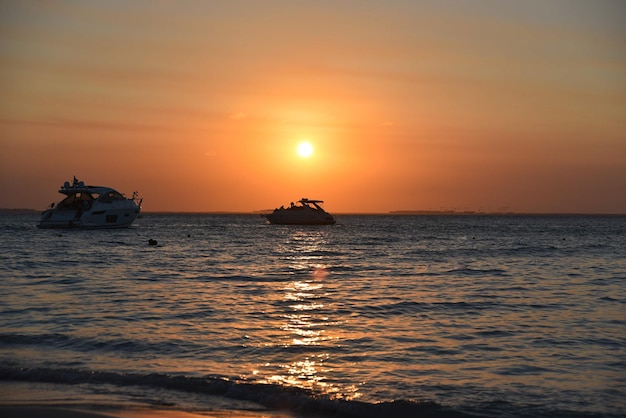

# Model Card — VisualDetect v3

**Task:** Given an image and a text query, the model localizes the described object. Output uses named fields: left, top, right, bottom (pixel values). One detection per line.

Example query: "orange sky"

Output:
left=1, top=1, right=625, bottom=213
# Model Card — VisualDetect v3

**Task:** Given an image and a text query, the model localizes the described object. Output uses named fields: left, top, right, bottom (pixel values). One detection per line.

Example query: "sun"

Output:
left=297, top=141, right=314, bottom=158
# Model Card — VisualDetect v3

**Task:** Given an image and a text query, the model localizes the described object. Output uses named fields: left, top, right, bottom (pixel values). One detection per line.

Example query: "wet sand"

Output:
left=0, top=379, right=325, bottom=418
left=0, top=381, right=303, bottom=418
left=0, top=405, right=298, bottom=418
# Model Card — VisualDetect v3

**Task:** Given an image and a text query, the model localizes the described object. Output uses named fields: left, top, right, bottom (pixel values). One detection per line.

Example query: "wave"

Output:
left=444, top=267, right=508, bottom=277
left=1, top=365, right=620, bottom=418
left=0, top=365, right=477, bottom=418
left=0, top=333, right=208, bottom=357
left=353, top=300, right=503, bottom=318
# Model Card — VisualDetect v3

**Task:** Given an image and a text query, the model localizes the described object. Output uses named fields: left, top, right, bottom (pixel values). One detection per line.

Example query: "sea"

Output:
left=1, top=212, right=625, bottom=418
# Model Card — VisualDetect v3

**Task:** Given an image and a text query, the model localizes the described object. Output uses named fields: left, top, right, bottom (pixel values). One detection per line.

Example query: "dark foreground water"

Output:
left=1, top=212, right=625, bottom=417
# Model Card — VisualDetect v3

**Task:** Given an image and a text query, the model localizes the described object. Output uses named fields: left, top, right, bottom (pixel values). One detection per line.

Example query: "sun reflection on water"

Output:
left=254, top=230, right=360, bottom=400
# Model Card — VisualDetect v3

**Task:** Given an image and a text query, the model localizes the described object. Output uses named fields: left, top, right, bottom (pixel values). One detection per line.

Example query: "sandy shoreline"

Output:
left=0, top=379, right=311, bottom=418
left=0, top=380, right=304, bottom=418
left=0, top=405, right=298, bottom=418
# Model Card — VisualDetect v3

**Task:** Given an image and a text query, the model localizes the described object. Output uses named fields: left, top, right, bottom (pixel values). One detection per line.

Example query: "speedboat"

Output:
left=37, top=177, right=142, bottom=229
left=265, top=198, right=336, bottom=225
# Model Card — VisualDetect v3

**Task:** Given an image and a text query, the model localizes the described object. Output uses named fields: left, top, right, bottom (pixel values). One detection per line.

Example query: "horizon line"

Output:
left=2, top=208, right=625, bottom=216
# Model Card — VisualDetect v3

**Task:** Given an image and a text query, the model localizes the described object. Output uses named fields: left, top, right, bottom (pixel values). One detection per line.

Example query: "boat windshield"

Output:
left=57, top=192, right=94, bottom=209
left=96, top=190, right=125, bottom=202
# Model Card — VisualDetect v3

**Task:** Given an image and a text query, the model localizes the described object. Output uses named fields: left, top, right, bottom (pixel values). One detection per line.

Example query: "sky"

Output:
left=1, top=0, right=625, bottom=213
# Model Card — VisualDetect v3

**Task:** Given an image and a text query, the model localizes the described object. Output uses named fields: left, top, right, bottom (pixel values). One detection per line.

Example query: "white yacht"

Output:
left=265, top=198, right=336, bottom=225
left=37, top=177, right=142, bottom=229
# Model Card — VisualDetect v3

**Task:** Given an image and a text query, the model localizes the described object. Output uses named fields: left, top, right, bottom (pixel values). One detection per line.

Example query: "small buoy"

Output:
left=148, top=239, right=157, bottom=246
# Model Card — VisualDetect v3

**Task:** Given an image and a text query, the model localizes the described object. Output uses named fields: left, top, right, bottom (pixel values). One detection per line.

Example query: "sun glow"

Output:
left=297, top=141, right=314, bottom=158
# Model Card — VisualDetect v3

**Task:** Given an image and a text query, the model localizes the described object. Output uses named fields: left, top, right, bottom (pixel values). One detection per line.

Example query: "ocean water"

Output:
left=1, top=212, right=625, bottom=417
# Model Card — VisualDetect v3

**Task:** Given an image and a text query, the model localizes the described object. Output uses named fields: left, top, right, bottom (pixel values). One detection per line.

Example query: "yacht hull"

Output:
left=37, top=207, right=140, bottom=229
